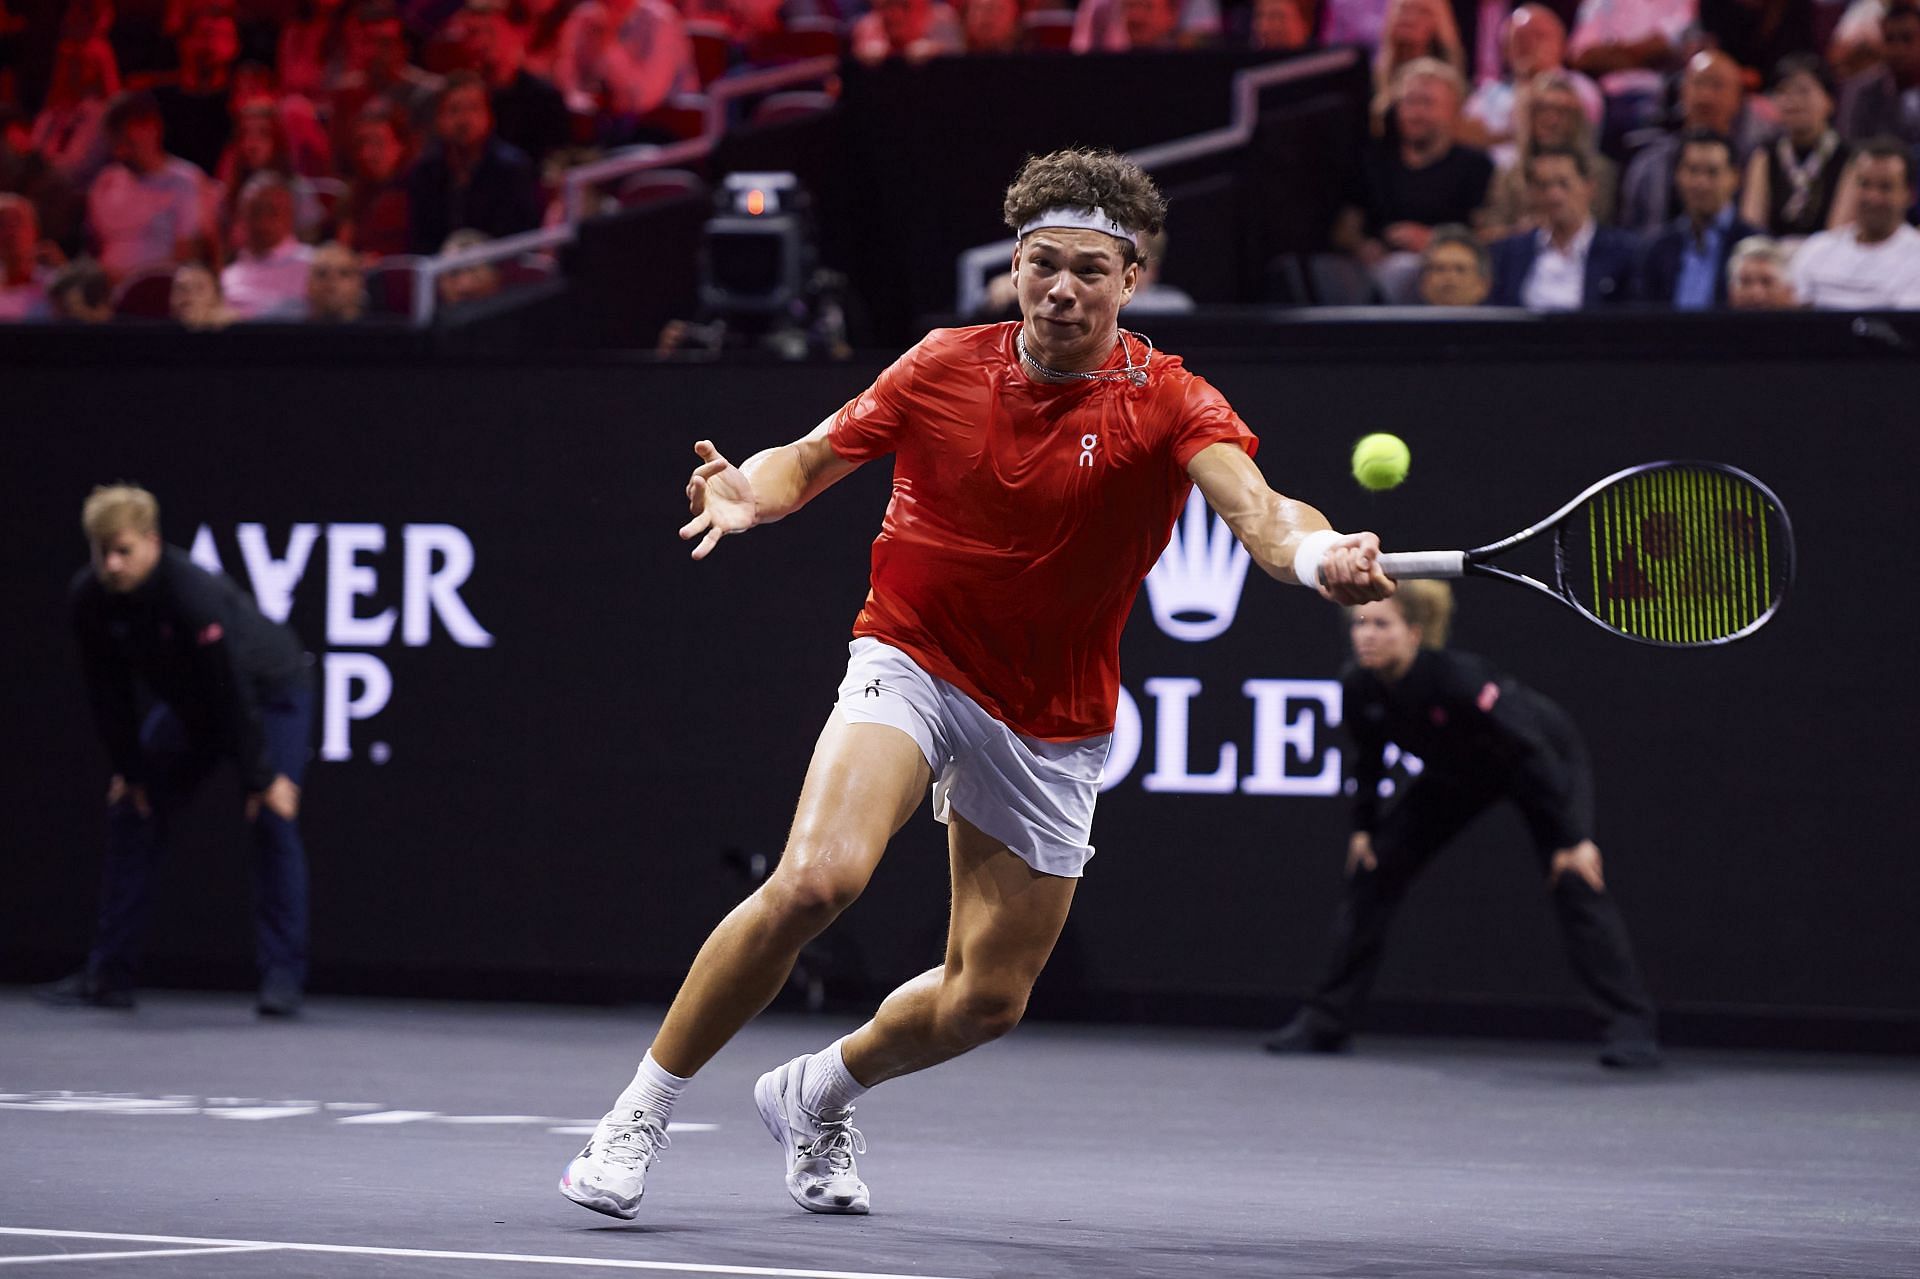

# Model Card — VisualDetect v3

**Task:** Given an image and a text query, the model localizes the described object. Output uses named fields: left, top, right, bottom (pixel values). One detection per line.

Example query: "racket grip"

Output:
left=1378, top=551, right=1467, bottom=579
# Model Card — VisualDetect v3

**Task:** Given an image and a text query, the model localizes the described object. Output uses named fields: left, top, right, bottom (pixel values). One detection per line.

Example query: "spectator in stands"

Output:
left=1726, top=234, right=1798, bottom=306
left=0, top=193, right=54, bottom=320
left=1071, top=0, right=1221, bottom=52
left=1488, top=144, right=1638, bottom=307
left=87, top=91, right=218, bottom=281
left=1618, top=50, right=1765, bottom=234
left=170, top=259, right=239, bottom=328
left=556, top=0, right=697, bottom=122
left=1334, top=58, right=1494, bottom=303
left=230, top=61, right=337, bottom=177
left=329, top=2, right=446, bottom=168
left=1743, top=54, right=1856, bottom=237
left=1567, top=0, right=1694, bottom=148
left=6, top=104, right=87, bottom=259
left=1837, top=1, right=1920, bottom=151
left=30, top=32, right=121, bottom=188
left=222, top=173, right=315, bottom=318
left=304, top=239, right=368, bottom=320
left=48, top=256, right=115, bottom=322
left=1124, top=227, right=1197, bottom=312
left=1416, top=221, right=1491, bottom=303
left=1698, top=0, right=1812, bottom=79
left=1481, top=70, right=1619, bottom=234
left=961, top=0, right=1026, bottom=52
left=1638, top=130, right=1759, bottom=308
left=1322, top=0, right=1391, bottom=51
left=457, top=1, right=571, bottom=165
left=407, top=72, right=540, bottom=252
left=1790, top=137, right=1920, bottom=305
left=1245, top=0, right=1314, bottom=49
left=1462, top=5, right=1603, bottom=163
left=278, top=0, right=353, bottom=101
left=154, top=3, right=242, bottom=178
left=1828, top=0, right=1890, bottom=80
left=1371, top=0, right=1466, bottom=133
left=216, top=100, right=325, bottom=241
left=508, top=0, right=572, bottom=81
left=852, top=0, right=965, bottom=63
left=436, top=225, right=503, bottom=305
left=338, top=103, right=413, bottom=257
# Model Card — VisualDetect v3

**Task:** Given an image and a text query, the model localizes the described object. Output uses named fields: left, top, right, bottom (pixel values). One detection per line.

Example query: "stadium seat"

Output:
left=110, top=265, right=176, bottom=319
left=687, top=20, right=733, bottom=86
left=638, top=93, right=713, bottom=141
left=747, top=16, right=844, bottom=63
left=750, top=90, right=836, bottom=127
left=1022, top=10, right=1076, bottom=50
left=616, top=167, right=710, bottom=208
left=364, top=254, right=428, bottom=318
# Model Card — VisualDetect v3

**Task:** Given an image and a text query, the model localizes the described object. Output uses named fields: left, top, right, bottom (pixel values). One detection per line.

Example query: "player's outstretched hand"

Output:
left=679, top=440, right=757, bottom=560
left=1318, top=531, right=1394, bottom=605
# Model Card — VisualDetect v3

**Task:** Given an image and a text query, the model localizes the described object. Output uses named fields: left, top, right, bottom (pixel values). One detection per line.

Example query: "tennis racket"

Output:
left=1377, top=461, right=1794, bottom=647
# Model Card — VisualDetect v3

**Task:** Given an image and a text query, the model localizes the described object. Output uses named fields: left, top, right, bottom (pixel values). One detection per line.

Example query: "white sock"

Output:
left=799, top=1037, right=868, bottom=1116
left=614, top=1051, right=689, bottom=1126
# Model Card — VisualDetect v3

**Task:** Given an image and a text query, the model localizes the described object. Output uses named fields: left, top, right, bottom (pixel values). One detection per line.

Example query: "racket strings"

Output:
left=1569, top=465, right=1785, bottom=644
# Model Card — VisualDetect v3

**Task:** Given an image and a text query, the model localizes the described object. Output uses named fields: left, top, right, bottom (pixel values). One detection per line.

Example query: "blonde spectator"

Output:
left=1481, top=70, right=1618, bottom=236
left=1461, top=5, right=1603, bottom=160
left=1372, top=0, right=1466, bottom=133
left=1726, top=236, right=1799, bottom=308
left=437, top=226, right=502, bottom=306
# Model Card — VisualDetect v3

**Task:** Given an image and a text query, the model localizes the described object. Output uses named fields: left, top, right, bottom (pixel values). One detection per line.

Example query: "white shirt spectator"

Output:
left=0, top=267, right=53, bottom=321
left=1523, top=219, right=1595, bottom=310
left=87, top=158, right=214, bottom=279
left=1790, top=222, right=1920, bottom=309
left=1566, top=0, right=1696, bottom=97
left=222, top=237, right=315, bottom=319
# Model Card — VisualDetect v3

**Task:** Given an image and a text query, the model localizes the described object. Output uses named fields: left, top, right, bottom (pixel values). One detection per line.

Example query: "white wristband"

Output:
left=1291, top=529, right=1343, bottom=590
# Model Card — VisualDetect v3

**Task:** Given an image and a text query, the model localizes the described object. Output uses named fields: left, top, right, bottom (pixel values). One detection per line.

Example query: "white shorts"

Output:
left=833, top=637, right=1111, bottom=878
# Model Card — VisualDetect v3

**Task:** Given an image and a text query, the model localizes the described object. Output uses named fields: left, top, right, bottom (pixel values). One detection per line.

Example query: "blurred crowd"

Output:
left=1, top=0, right=1916, bottom=328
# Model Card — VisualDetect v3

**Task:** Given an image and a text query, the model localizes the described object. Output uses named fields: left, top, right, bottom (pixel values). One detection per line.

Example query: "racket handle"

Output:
left=1378, top=550, right=1467, bottom=579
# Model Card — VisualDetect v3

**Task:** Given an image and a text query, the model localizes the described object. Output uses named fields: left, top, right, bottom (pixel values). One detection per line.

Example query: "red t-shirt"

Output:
left=828, top=322, right=1258, bottom=741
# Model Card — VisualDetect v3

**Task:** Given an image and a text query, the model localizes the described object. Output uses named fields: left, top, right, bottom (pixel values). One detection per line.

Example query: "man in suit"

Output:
left=1488, top=145, right=1638, bottom=309
left=1638, top=130, right=1759, bottom=309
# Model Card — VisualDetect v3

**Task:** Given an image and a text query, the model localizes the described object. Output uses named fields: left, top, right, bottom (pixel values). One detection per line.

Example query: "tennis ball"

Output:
left=1352, top=433, right=1410, bottom=491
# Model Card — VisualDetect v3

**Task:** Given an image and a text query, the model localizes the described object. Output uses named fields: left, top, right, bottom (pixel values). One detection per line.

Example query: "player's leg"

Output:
left=249, top=674, right=314, bottom=1017
left=754, top=811, right=1076, bottom=1213
left=1266, top=773, right=1494, bottom=1053
left=560, top=709, right=930, bottom=1219
left=1518, top=729, right=1660, bottom=1067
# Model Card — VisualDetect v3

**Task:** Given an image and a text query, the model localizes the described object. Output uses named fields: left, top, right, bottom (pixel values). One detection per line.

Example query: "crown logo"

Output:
left=1146, top=489, right=1251, bottom=642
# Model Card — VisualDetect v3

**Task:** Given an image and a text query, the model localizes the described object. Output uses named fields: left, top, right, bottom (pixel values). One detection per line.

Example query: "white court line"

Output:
left=0, top=1244, right=281, bottom=1266
left=0, top=1230, right=982, bottom=1279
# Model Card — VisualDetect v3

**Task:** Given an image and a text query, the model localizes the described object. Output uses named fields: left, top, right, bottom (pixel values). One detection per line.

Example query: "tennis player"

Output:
left=1263, top=581, right=1662, bottom=1067
left=561, top=148, right=1394, bottom=1220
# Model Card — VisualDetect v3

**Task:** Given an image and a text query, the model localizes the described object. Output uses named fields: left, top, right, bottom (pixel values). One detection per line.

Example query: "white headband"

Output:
left=1016, top=206, right=1142, bottom=251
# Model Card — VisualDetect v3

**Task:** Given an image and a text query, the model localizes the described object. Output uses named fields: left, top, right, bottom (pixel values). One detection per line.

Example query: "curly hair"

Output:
left=1002, top=148, right=1167, bottom=263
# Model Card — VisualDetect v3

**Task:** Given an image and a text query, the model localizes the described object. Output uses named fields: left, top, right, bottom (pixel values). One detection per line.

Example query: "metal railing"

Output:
left=951, top=47, right=1360, bottom=318
left=409, top=55, right=841, bottom=326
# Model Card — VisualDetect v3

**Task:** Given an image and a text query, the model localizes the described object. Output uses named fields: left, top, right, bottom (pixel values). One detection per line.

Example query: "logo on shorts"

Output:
left=864, top=678, right=883, bottom=698
left=1145, top=489, right=1251, bottom=642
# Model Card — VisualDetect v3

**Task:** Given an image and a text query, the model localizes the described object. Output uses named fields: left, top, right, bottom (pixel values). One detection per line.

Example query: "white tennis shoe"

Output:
left=559, top=1107, right=670, bottom=1219
left=754, top=1055, right=870, bottom=1214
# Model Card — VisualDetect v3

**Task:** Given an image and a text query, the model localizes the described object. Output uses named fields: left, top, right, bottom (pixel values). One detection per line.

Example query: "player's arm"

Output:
left=1186, top=442, right=1392, bottom=605
left=678, top=415, right=862, bottom=560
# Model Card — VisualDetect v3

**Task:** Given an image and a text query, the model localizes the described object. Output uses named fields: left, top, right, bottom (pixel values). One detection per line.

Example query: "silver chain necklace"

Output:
left=1016, top=327, right=1153, bottom=386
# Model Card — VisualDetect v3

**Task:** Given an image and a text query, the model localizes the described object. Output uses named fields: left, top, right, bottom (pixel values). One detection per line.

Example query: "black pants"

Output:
left=87, top=679, right=314, bottom=993
left=1303, top=749, right=1657, bottom=1044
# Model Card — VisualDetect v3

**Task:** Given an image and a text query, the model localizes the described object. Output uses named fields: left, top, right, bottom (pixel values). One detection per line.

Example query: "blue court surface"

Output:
left=4, top=991, right=1916, bottom=1278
